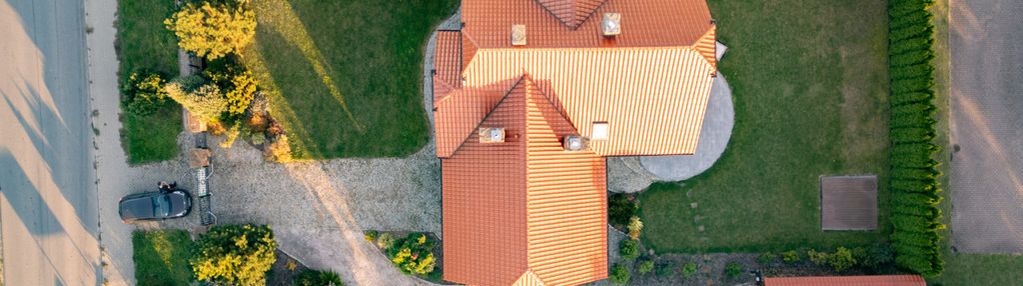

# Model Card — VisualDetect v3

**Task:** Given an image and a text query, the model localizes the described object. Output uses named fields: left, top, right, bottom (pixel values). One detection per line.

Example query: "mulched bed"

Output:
left=267, top=249, right=310, bottom=286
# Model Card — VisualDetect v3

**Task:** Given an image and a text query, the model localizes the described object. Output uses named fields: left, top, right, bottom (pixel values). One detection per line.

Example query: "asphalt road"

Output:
left=0, top=0, right=101, bottom=284
left=949, top=0, right=1023, bottom=253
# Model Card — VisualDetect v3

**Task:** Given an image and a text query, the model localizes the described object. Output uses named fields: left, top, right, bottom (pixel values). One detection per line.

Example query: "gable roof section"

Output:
left=435, top=46, right=715, bottom=157
left=522, top=78, right=608, bottom=285
left=463, top=0, right=712, bottom=48
left=442, top=78, right=608, bottom=285
left=534, top=0, right=608, bottom=28
left=441, top=80, right=529, bottom=286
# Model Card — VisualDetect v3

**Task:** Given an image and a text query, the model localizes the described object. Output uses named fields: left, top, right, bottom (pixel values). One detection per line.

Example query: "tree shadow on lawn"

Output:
left=242, top=0, right=457, bottom=160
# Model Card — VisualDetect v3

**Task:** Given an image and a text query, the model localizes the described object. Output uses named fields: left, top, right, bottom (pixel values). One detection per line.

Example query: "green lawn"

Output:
left=241, top=0, right=457, bottom=159
left=638, top=0, right=891, bottom=253
left=117, top=0, right=182, bottom=164
left=133, top=230, right=195, bottom=286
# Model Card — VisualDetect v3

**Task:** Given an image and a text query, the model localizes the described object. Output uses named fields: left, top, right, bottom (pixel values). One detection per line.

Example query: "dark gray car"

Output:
left=118, top=189, right=192, bottom=223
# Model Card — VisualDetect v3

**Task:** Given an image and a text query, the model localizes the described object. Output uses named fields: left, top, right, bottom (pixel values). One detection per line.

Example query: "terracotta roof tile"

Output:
left=441, top=80, right=529, bottom=286
left=458, top=47, right=715, bottom=156
left=438, top=0, right=715, bottom=284
left=764, top=275, right=927, bottom=286
left=522, top=78, right=608, bottom=285
left=442, top=78, right=609, bottom=285
left=463, top=0, right=712, bottom=48
left=694, top=25, right=717, bottom=69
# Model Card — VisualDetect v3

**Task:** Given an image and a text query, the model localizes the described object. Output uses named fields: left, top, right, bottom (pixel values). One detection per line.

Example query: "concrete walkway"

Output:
left=948, top=0, right=1023, bottom=253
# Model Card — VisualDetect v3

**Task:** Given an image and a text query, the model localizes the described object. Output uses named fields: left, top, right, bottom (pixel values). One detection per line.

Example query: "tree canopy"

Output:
left=165, top=0, right=256, bottom=60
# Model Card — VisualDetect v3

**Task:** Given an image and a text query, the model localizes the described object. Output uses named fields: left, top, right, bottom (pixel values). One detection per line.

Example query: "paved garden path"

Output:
left=949, top=0, right=1023, bottom=253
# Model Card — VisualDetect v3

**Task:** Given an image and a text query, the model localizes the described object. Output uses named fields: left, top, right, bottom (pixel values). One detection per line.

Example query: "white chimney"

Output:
left=602, top=13, right=621, bottom=36
left=512, top=24, right=527, bottom=46
left=479, top=127, right=506, bottom=143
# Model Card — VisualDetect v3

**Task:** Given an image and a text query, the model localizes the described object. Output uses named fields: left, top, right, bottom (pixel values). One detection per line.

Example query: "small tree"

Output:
left=619, top=240, right=640, bottom=260
left=610, top=264, right=630, bottom=285
left=165, top=0, right=256, bottom=59
left=190, top=224, right=277, bottom=285
left=627, top=216, right=643, bottom=240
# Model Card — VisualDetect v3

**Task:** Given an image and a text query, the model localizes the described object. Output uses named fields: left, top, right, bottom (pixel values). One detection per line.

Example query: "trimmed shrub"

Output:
left=828, top=247, right=857, bottom=272
left=782, top=250, right=801, bottom=264
left=758, top=252, right=776, bottom=265
left=121, top=72, right=170, bottom=116
left=655, top=261, right=676, bottom=277
left=610, top=264, right=630, bottom=285
left=637, top=260, right=655, bottom=275
left=619, top=240, right=640, bottom=260
left=627, top=216, right=644, bottom=240
left=376, top=232, right=395, bottom=249
left=294, top=269, right=344, bottom=286
left=609, top=193, right=638, bottom=228
left=724, top=262, right=742, bottom=278
left=364, top=230, right=378, bottom=242
left=681, top=262, right=698, bottom=277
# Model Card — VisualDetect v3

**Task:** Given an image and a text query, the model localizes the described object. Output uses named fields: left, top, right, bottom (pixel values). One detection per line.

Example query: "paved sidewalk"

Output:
left=949, top=0, right=1023, bottom=253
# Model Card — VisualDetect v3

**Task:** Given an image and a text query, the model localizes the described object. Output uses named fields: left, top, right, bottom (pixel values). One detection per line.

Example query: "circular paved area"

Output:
left=639, top=73, right=734, bottom=181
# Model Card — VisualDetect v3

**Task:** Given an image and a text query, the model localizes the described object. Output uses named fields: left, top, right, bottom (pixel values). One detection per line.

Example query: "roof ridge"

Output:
left=447, top=74, right=529, bottom=156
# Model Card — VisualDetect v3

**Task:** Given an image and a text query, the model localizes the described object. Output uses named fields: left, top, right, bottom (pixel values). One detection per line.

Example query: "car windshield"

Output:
left=152, top=194, right=171, bottom=217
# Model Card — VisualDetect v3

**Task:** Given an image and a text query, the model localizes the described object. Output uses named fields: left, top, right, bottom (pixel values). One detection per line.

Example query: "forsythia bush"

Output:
left=887, top=0, right=944, bottom=276
left=191, top=224, right=277, bottom=286
left=165, top=0, right=256, bottom=59
left=385, top=233, right=437, bottom=277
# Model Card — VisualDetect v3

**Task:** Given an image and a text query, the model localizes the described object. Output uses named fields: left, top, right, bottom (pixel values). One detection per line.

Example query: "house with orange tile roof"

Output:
left=432, top=0, right=717, bottom=285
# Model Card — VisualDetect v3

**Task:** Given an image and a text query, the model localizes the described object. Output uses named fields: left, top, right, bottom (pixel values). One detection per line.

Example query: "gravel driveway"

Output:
left=949, top=0, right=1023, bottom=253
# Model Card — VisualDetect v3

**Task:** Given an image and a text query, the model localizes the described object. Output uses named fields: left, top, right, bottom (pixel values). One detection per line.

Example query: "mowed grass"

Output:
left=242, top=0, right=458, bottom=159
left=117, top=0, right=182, bottom=164
left=638, top=0, right=891, bottom=252
left=132, top=230, right=195, bottom=286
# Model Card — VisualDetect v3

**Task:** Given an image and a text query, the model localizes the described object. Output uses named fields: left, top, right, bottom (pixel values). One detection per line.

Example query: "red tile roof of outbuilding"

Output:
left=764, top=275, right=927, bottom=286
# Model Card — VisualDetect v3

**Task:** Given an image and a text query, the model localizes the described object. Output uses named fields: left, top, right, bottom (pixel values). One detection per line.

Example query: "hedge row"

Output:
left=887, top=0, right=944, bottom=276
